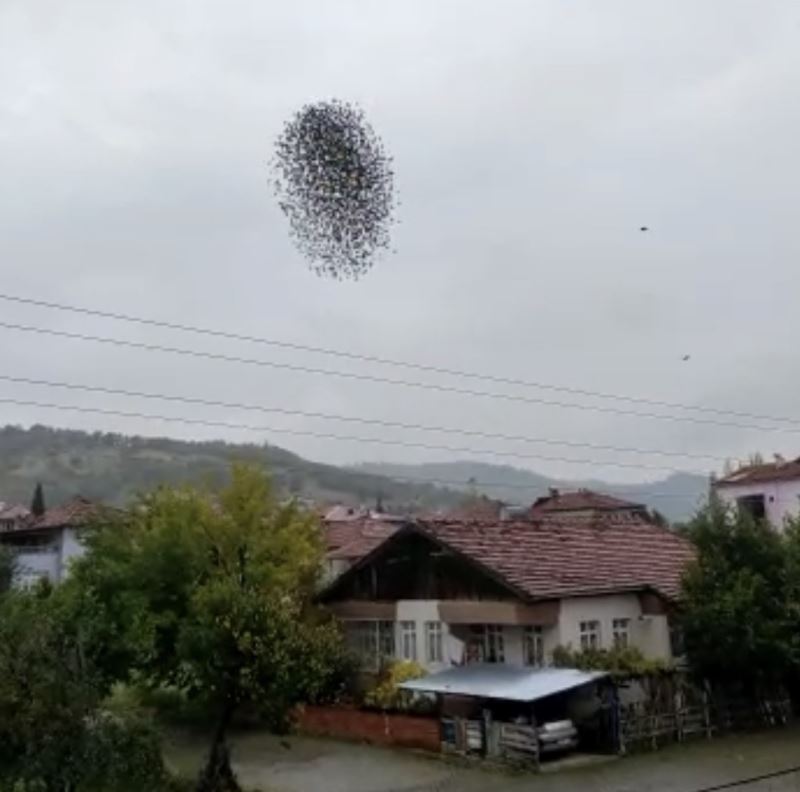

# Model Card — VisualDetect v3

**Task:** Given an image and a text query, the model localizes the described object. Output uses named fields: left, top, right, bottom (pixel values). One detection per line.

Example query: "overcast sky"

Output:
left=1, top=0, right=799, bottom=491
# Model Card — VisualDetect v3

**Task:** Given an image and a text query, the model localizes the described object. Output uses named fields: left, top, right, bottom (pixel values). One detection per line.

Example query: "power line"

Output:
left=0, top=291, right=795, bottom=427
left=1, top=398, right=702, bottom=501
left=0, top=373, right=730, bottom=463
left=0, top=320, right=796, bottom=434
left=689, top=765, right=800, bottom=792
left=0, top=395, right=710, bottom=474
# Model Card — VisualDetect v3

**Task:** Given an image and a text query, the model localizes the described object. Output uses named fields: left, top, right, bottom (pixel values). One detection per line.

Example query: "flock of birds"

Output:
left=272, top=99, right=396, bottom=281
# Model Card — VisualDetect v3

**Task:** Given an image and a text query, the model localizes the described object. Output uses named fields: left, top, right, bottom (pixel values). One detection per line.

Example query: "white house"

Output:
left=0, top=496, right=99, bottom=586
left=714, top=456, right=800, bottom=529
left=320, top=512, right=694, bottom=673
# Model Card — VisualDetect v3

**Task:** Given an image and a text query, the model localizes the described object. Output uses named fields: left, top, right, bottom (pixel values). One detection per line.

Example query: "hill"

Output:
left=0, top=425, right=465, bottom=513
left=0, top=425, right=709, bottom=522
left=354, top=461, right=709, bottom=523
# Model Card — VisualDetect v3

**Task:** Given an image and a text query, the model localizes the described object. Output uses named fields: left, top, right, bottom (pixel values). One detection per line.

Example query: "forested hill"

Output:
left=0, top=425, right=465, bottom=513
left=0, top=425, right=708, bottom=521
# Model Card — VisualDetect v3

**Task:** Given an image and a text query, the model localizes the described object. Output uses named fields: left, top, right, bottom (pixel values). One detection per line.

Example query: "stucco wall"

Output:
left=346, top=594, right=674, bottom=671
left=59, top=528, right=86, bottom=580
left=716, top=479, right=800, bottom=529
left=558, top=594, right=671, bottom=660
left=14, top=549, right=61, bottom=584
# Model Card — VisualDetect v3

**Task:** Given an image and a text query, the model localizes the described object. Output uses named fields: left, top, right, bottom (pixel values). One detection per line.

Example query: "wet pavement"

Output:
left=164, top=726, right=800, bottom=792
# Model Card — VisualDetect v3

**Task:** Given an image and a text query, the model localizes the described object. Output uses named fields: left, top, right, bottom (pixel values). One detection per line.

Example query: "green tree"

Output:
left=680, top=499, right=792, bottom=687
left=0, top=546, right=16, bottom=594
left=0, top=588, right=169, bottom=792
left=70, top=463, right=345, bottom=792
left=30, top=482, right=46, bottom=517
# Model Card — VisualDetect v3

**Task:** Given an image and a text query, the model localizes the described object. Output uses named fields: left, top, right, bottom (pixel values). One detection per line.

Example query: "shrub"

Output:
left=363, top=660, right=428, bottom=712
left=552, top=644, right=671, bottom=677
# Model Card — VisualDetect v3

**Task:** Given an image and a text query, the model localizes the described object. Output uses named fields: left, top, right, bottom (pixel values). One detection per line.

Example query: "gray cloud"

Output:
left=1, top=0, right=799, bottom=488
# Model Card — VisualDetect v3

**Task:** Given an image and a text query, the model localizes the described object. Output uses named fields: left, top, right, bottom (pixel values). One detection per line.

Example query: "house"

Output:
left=323, top=517, right=400, bottom=582
left=0, top=496, right=101, bottom=586
left=320, top=512, right=693, bottom=673
left=529, top=488, right=647, bottom=519
left=713, top=455, right=800, bottom=528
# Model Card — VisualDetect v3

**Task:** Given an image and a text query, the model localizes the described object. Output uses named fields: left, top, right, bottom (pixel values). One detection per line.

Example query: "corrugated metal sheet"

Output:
left=399, top=664, right=607, bottom=702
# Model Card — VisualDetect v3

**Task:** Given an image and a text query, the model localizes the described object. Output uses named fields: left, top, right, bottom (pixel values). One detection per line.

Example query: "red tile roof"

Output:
left=325, top=519, right=400, bottom=561
left=715, top=457, right=800, bottom=487
left=31, top=496, right=103, bottom=530
left=529, top=489, right=644, bottom=517
left=418, top=514, right=693, bottom=600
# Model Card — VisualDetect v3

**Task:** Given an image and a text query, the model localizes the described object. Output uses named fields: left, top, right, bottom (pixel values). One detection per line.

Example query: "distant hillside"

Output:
left=354, top=461, right=709, bottom=523
left=0, top=425, right=465, bottom=513
left=0, top=426, right=709, bottom=522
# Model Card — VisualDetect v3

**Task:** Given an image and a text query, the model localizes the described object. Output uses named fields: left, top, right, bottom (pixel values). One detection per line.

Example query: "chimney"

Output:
left=548, top=487, right=560, bottom=499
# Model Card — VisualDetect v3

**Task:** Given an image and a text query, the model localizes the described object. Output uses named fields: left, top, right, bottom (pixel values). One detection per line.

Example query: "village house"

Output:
left=320, top=509, right=694, bottom=673
left=713, top=455, right=800, bottom=528
left=0, top=496, right=100, bottom=586
left=528, top=488, right=648, bottom=519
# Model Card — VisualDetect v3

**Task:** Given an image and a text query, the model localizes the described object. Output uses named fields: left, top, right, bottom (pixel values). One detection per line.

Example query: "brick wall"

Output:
left=295, top=705, right=440, bottom=752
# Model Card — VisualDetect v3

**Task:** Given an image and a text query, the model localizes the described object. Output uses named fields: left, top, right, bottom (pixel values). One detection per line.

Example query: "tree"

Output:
left=0, top=546, right=16, bottom=594
left=0, top=587, right=169, bottom=792
left=70, top=463, right=345, bottom=792
left=31, top=482, right=46, bottom=517
left=680, top=499, right=792, bottom=687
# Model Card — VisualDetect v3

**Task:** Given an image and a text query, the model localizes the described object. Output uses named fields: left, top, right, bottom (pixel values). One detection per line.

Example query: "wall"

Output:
left=295, top=705, right=440, bottom=752
left=716, top=480, right=800, bottom=529
left=58, top=528, right=86, bottom=580
left=14, top=547, right=61, bottom=585
left=558, top=594, right=672, bottom=661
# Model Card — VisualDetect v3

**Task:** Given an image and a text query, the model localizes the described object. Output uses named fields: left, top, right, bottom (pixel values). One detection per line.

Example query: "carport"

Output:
left=400, top=665, right=614, bottom=765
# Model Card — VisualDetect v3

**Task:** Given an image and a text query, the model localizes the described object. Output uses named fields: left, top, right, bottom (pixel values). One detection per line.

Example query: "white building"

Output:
left=714, top=456, right=800, bottom=529
left=0, top=496, right=98, bottom=586
left=321, top=512, right=693, bottom=672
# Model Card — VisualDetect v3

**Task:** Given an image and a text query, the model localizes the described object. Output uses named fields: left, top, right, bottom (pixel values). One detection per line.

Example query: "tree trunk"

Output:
left=197, top=698, right=241, bottom=792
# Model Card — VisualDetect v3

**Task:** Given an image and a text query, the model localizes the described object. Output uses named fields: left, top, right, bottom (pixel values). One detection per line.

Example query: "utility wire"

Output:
left=0, top=320, right=796, bottom=434
left=0, top=373, right=730, bottom=463
left=2, top=397, right=702, bottom=501
left=0, top=395, right=710, bottom=474
left=0, top=291, right=795, bottom=427
left=689, top=765, right=800, bottom=792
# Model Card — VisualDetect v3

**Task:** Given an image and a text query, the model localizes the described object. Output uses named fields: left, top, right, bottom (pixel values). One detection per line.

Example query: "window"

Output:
left=523, top=626, right=544, bottom=667
left=579, top=620, right=601, bottom=650
left=612, top=618, right=630, bottom=649
left=425, top=621, right=444, bottom=664
left=400, top=621, right=417, bottom=661
left=737, top=494, right=766, bottom=520
left=346, top=621, right=395, bottom=670
left=468, top=625, right=505, bottom=663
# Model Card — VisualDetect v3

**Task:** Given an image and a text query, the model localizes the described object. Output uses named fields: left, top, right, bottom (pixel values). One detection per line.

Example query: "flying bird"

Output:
left=682, top=354, right=691, bottom=362
left=640, top=226, right=649, bottom=232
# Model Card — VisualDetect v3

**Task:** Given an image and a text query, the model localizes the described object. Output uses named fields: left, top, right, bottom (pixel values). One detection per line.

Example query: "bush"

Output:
left=552, top=644, right=671, bottom=677
left=363, top=661, right=428, bottom=712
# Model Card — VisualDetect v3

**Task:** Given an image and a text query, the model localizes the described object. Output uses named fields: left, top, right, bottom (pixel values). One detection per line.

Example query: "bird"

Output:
left=682, top=354, right=691, bottom=362
left=640, top=226, right=649, bottom=232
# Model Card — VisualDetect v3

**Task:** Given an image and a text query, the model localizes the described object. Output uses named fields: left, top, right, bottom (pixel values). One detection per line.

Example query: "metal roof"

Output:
left=399, top=665, right=608, bottom=703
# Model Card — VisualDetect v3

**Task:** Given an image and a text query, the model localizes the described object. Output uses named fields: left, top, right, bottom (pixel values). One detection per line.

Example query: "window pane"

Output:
left=400, top=620, right=417, bottom=661
left=425, top=621, right=443, bottom=664
left=523, top=626, right=544, bottom=667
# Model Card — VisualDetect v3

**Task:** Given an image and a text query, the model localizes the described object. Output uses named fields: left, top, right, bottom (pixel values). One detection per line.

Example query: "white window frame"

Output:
left=579, top=619, right=601, bottom=651
left=468, top=624, right=505, bottom=663
left=612, top=618, right=630, bottom=649
left=425, top=621, right=443, bottom=664
left=523, top=626, right=545, bottom=667
left=346, top=620, right=395, bottom=670
left=400, top=621, right=417, bottom=661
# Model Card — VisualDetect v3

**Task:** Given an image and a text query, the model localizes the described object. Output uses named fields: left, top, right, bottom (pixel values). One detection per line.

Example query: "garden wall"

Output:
left=295, top=705, right=440, bottom=752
